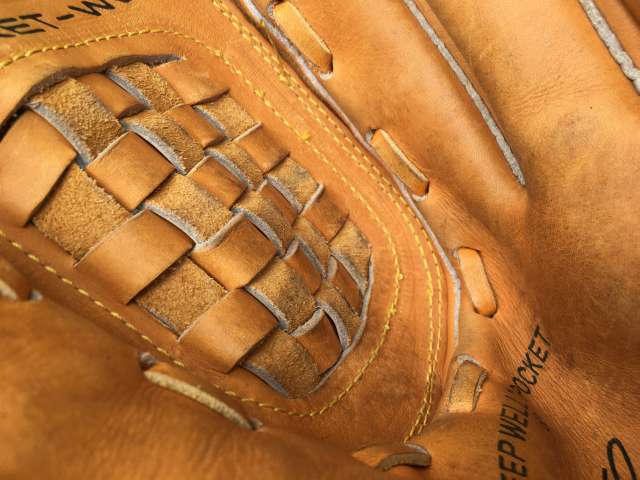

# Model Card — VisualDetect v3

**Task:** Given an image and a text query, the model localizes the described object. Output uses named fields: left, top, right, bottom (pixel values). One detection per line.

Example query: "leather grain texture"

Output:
left=2, top=0, right=637, bottom=478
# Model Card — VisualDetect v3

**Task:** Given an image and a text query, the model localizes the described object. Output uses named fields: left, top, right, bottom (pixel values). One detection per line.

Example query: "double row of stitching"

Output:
left=0, top=30, right=400, bottom=417
left=208, top=0, right=444, bottom=436
left=11, top=58, right=372, bottom=397
left=0, top=0, right=443, bottom=428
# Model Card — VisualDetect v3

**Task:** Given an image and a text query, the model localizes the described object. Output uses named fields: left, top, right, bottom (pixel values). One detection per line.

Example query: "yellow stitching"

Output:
left=0, top=24, right=440, bottom=423
left=0, top=225, right=393, bottom=415
left=207, top=0, right=444, bottom=437
left=0, top=4, right=444, bottom=425
left=0, top=229, right=186, bottom=369
left=0, top=29, right=403, bottom=417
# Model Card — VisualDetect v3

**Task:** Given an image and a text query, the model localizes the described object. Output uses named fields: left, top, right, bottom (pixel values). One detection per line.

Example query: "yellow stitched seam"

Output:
left=207, top=0, right=444, bottom=437
left=0, top=229, right=187, bottom=369
left=0, top=29, right=402, bottom=418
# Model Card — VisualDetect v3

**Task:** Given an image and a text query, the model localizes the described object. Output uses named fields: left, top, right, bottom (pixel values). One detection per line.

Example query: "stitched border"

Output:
left=0, top=30, right=402, bottom=418
left=208, top=0, right=444, bottom=437
left=0, top=229, right=183, bottom=363
left=0, top=4, right=444, bottom=429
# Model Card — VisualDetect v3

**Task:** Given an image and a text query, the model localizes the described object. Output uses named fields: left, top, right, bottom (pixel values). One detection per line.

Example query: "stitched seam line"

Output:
left=207, top=0, right=444, bottom=437
left=0, top=229, right=184, bottom=365
left=0, top=29, right=401, bottom=418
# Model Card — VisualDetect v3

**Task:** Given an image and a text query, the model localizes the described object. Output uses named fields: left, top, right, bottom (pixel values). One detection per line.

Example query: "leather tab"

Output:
left=29, top=78, right=123, bottom=164
left=303, top=188, right=347, bottom=241
left=77, top=73, right=143, bottom=118
left=188, top=157, right=246, bottom=208
left=123, top=110, right=204, bottom=174
left=273, top=1, right=333, bottom=72
left=446, top=359, right=488, bottom=413
left=154, top=61, right=227, bottom=105
left=180, top=289, right=277, bottom=373
left=457, top=247, right=497, bottom=317
left=267, top=157, right=319, bottom=211
left=196, top=95, right=256, bottom=138
left=352, top=443, right=431, bottom=471
left=370, top=129, right=429, bottom=197
left=76, top=210, right=193, bottom=304
left=285, top=242, right=321, bottom=294
left=234, top=126, right=287, bottom=172
left=0, top=112, right=75, bottom=226
left=86, top=132, right=174, bottom=210
left=191, top=218, right=276, bottom=290
left=294, top=312, right=341, bottom=373
left=247, top=259, right=316, bottom=332
left=165, top=105, right=225, bottom=148
left=108, top=62, right=182, bottom=113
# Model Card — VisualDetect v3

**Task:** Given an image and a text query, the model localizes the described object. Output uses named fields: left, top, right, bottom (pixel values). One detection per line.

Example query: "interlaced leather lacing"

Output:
left=0, top=59, right=372, bottom=398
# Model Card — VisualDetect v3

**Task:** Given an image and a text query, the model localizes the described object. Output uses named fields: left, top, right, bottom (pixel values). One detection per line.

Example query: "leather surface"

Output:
left=1, top=0, right=638, bottom=478
left=239, top=0, right=640, bottom=478
left=0, top=0, right=445, bottom=477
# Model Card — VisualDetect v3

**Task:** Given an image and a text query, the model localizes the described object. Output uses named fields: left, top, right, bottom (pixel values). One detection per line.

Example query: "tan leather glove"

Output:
left=0, top=0, right=638, bottom=478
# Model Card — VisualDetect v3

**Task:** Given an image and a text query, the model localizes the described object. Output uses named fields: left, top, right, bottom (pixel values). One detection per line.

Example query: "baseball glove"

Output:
left=0, top=0, right=638, bottom=478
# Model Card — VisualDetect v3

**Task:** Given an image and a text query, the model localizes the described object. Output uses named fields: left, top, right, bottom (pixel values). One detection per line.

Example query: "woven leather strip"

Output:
left=328, top=257, right=363, bottom=311
left=137, top=258, right=226, bottom=334
left=302, top=187, right=347, bottom=240
left=285, top=241, right=322, bottom=294
left=235, top=125, right=287, bottom=172
left=145, top=174, right=232, bottom=244
left=244, top=329, right=320, bottom=398
left=260, top=183, right=297, bottom=224
left=188, top=157, right=246, bottom=208
left=316, top=282, right=361, bottom=348
left=33, top=165, right=129, bottom=260
left=154, top=60, right=227, bottom=105
left=293, top=217, right=331, bottom=274
left=196, top=95, right=256, bottom=138
left=86, top=132, right=175, bottom=211
left=166, top=105, right=225, bottom=148
left=75, top=210, right=193, bottom=304
left=191, top=217, right=275, bottom=290
left=267, top=157, right=319, bottom=211
left=247, top=258, right=317, bottom=332
left=2, top=58, right=373, bottom=398
left=330, top=220, right=371, bottom=290
left=0, top=112, right=76, bottom=226
left=293, top=312, right=342, bottom=373
left=108, top=62, right=183, bottom=113
left=209, top=142, right=264, bottom=189
left=123, top=110, right=203, bottom=174
left=180, top=289, right=278, bottom=373
left=30, top=78, right=123, bottom=164
left=233, top=191, right=293, bottom=254
left=77, top=73, right=143, bottom=119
